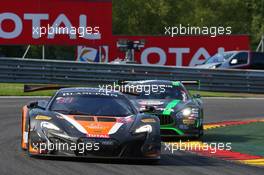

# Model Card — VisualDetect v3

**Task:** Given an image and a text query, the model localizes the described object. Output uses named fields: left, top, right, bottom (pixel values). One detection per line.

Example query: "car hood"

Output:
left=41, top=112, right=135, bottom=139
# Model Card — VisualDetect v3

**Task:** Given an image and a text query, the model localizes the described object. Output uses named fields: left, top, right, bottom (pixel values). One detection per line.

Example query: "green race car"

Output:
left=123, top=80, right=204, bottom=139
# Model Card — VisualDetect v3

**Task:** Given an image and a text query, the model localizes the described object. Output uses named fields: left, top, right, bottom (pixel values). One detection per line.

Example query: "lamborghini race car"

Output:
left=21, top=87, right=161, bottom=159
left=123, top=80, right=204, bottom=138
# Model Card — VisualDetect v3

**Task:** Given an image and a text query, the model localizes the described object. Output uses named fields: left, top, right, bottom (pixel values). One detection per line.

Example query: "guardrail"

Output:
left=0, top=57, right=264, bottom=93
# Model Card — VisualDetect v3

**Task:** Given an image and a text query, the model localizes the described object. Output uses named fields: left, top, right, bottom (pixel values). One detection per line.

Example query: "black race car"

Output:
left=21, top=87, right=161, bottom=160
left=122, top=80, right=204, bottom=138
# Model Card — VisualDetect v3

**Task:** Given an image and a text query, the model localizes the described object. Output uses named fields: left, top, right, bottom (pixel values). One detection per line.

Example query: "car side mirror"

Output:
left=140, top=105, right=156, bottom=113
left=27, top=101, right=45, bottom=110
left=27, top=101, right=38, bottom=109
left=193, top=94, right=201, bottom=99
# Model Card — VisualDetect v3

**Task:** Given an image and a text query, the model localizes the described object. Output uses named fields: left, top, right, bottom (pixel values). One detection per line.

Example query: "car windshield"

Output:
left=205, top=52, right=235, bottom=64
left=50, top=94, right=136, bottom=117
left=132, top=86, right=188, bottom=100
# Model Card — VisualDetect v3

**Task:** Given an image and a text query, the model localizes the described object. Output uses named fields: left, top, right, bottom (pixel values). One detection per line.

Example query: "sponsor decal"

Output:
left=61, top=91, right=118, bottom=97
left=80, top=121, right=114, bottom=137
left=35, top=115, right=51, bottom=120
left=141, top=118, right=157, bottom=123
left=86, top=134, right=109, bottom=138
left=138, top=100, right=164, bottom=106
left=77, top=46, right=108, bottom=63
left=61, top=115, right=124, bottom=137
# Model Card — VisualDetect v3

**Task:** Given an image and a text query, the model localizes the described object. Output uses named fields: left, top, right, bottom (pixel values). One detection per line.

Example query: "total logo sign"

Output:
left=0, top=13, right=100, bottom=40
left=79, top=44, right=247, bottom=66
left=0, top=0, right=112, bottom=45
left=108, top=36, right=249, bottom=66
left=138, top=47, right=225, bottom=66
left=80, top=45, right=230, bottom=66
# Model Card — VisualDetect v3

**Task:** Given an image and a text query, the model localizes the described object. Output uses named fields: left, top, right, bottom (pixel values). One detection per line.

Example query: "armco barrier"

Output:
left=0, top=57, right=264, bottom=93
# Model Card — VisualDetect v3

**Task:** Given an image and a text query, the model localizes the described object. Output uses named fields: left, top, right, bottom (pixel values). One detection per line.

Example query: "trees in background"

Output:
left=0, top=45, right=75, bottom=60
left=113, top=0, right=264, bottom=49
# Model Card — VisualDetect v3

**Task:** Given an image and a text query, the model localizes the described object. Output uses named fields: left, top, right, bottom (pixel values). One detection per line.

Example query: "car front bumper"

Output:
left=28, top=130, right=161, bottom=159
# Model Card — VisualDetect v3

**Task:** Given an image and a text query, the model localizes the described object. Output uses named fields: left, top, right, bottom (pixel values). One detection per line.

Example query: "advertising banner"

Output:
left=0, top=0, right=249, bottom=66
left=0, top=0, right=112, bottom=45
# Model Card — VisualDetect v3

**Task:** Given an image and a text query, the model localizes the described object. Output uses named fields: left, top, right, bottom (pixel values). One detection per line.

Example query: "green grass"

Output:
left=0, top=83, right=263, bottom=97
left=0, top=83, right=55, bottom=96
left=204, top=122, right=264, bottom=157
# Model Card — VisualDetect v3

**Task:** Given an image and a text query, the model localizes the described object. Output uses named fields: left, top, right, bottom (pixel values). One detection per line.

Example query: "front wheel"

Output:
left=143, top=158, right=160, bottom=165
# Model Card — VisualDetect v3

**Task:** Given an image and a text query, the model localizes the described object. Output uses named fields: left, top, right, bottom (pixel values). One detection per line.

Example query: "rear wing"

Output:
left=24, top=85, right=69, bottom=92
left=180, top=81, right=200, bottom=85
left=117, top=80, right=201, bottom=95
left=118, top=80, right=200, bottom=86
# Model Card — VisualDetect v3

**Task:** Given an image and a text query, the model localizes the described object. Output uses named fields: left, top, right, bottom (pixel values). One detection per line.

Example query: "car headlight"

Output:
left=182, top=108, right=192, bottom=116
left=41, top=121, right=60, bottom=131
left=176, top=107, right=199, bottom=118
left=134, top=125, right=152, bottom=134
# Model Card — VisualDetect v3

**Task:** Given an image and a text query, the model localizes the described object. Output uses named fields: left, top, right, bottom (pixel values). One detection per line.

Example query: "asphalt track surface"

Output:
left=0, top=97, right=263, bottom=175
